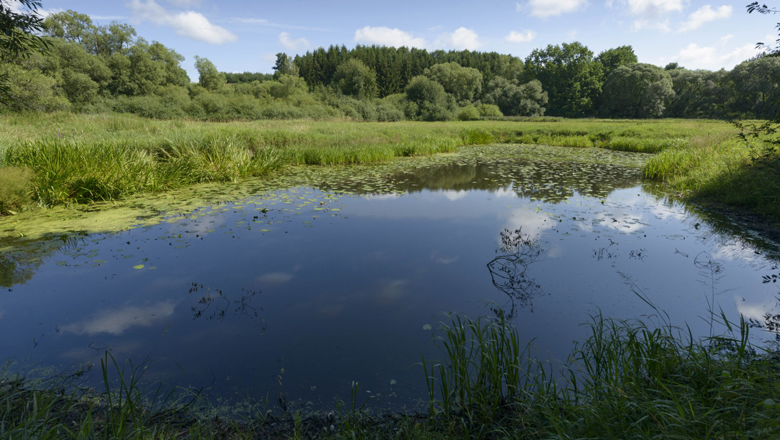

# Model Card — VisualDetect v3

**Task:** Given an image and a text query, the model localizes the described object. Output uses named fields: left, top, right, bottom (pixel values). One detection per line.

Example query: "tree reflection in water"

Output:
left=486, top=228, right=545, bottom=318
left=748, top=265, right=780, bottom=339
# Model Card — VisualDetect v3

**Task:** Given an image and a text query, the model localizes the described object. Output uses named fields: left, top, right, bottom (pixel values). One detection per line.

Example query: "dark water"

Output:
left=1, top=157, right=779, bottom=413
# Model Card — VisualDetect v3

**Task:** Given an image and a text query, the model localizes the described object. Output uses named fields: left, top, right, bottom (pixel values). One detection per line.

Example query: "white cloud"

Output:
left=162, top=0, right=202, bottom=6
left=8, top=0, right=62, bottom=17
left=610, top=0, right=685, bottom=32
left=624, top=0, right=685, bottom=17
left=632, top=18, right=671, bottom=31
left=233, top=17, right=330, bottom=32
left=678, top=5, right=732, bottom=32
left=671, top=42, right=762, bottom=69
left=278, top=32, right=310, bottom=51
left=126, top=0, right=237, bottom=44
left=354, top=26, right=428, bottom=48
left=435, top=27, right=482, bottom=50
left=91, top=15, right=128, bottom=20
left=518, top=0, right=589, bottom=17
left=720, top=34, right=734, bottom=43
left=505, top=30, right=537, bottom=43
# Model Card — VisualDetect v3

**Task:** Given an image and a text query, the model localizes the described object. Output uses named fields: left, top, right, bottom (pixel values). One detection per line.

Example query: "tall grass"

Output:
left=0, top=113, right=752, bottom=214
left=646, top=131, right=780, bottom=219
left=4, top=304, right=778, bottom=439
left=419, top=302, right=780, bottom=438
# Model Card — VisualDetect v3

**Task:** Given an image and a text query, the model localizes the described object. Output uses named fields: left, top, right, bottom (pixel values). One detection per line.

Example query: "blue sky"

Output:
left=29, top=0, right=778, bottom=81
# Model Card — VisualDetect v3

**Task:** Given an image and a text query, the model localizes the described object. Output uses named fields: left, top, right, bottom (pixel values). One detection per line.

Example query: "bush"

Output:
left=457, top=106, right=481, bottom=121
left=112, top=95, right=187, bottom=119
left=192, top=92, right=227, bottom=116
left=477, top=104, right=503, bottom=117
left=375, top=102, right=404, bottom=122
left=0, top=64, right=71, bottom=113
left=0, top=167, right=33, bottom=213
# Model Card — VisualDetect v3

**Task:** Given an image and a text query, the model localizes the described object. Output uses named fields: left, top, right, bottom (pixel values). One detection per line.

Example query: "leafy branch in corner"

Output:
left=0, top=0, right=52, bottom=101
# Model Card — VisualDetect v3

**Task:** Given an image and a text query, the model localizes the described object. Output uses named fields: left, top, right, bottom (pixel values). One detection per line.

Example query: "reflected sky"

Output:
left=1, top=158, right=779, bottom=412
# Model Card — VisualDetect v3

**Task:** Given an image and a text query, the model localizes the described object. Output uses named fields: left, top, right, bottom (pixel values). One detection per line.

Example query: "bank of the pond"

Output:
left=3, top=310, right=780, bottom=439
left=1, top=112, right=778, bottom=234
left=0, top=113, right=729, bottom=208
left=646, top=129, right=780, bottom=221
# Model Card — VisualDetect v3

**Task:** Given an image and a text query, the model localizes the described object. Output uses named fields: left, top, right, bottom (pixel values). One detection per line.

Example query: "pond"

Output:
left=1, top=144, right=779, bottom=414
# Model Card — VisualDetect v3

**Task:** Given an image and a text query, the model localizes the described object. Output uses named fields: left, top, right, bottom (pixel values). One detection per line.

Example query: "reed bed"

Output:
left=3, top=113, right=775, bottom=222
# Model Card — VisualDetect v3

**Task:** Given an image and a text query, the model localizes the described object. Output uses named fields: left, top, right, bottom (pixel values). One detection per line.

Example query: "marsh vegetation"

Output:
left=2, top=4, right=780, bottom=439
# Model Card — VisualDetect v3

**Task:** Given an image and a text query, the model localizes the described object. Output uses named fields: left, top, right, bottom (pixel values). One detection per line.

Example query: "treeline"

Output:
left=0, top=9, right=777, bottom=121
left=292, top=45, right=524, bottom=97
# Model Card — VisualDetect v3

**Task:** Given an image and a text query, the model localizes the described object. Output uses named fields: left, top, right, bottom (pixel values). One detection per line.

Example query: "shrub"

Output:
left=460, top=128, right=495, bottom=145
left=457, top=106, right=481, bottom=121
left=477, top=104, right=503, bottom=117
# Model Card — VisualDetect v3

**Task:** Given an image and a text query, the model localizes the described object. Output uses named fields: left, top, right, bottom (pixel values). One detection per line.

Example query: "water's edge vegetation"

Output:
left=4, top=301, right=780, bottom=439
left=1, top=114, right=780, bottom=438
left=1, top=114, right=777, bottom=224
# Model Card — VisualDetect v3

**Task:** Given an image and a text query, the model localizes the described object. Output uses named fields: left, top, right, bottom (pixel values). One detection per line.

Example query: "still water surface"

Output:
left=1, top=153, right=779, bottom=412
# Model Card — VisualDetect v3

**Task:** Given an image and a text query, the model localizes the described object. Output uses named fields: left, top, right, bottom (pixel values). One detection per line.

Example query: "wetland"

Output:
left=2, top=141, right=779, bottom=418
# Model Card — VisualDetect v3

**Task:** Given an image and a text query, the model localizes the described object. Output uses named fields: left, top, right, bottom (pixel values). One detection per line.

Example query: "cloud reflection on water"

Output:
left=62, top=301, right=176, bottom=336
left=256, top=272, right=294, bottom=284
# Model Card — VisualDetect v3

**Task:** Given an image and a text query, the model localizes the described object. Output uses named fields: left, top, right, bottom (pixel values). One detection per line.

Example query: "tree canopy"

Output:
left=524, top=42, right=604, bottom=117
left=600, top=63, right=674, bottom=118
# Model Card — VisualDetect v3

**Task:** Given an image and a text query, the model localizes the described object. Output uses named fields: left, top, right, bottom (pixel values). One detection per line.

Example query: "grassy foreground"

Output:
left=3, top=306, right=780, bottom=439
left=0, top=113, right=737, bottom=208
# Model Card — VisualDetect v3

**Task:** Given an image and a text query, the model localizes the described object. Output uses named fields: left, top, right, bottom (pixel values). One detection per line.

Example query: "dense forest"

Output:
left=0, top=9, right=778, bottom=122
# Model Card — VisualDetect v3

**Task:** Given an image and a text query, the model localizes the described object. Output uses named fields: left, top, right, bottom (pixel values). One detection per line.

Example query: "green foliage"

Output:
left=416, top=302, right=780, bottom=439
left=600, top=63, right=675, bottom=118
left=457, top=106, right=480, bottom=121
left=3, top=134, right=281, bottom=205
left=194, top=55, right=225, bottom=92
left=524, top=42, right=604, bottom=117
left=224, top=71, right=273, bottom=84
left=727, top=56, right=780, bottom=119
left=666, top=68, right=728, bottom=118
left=295, top=45, right=524, bottom=98
left=405, top=75, right=454, bottom=121
left=0, top=166, right=32, bottom=213
left=272, top=52, right=298, bottom=78
left=460, top=128, right=496, bottom=144
left=61, top=70, right=99, bottom=105
left=332, top=58, right=378, bottom=99
left=264, top=74, right=308, bottom=100
left=483, top=77, right=548, bottom=116
left=0, top=63, right=70, bottom=112
left=477, top=103, right=503, bottom=117
left=646, top=132, right=780, bottom=218
left=424, top=62, right=483, bottom=104
left=0, top=1, right=50, bottom=59
left=0, top=0, right=51, bottom=102
left=596, top=45, right=638, bottom=78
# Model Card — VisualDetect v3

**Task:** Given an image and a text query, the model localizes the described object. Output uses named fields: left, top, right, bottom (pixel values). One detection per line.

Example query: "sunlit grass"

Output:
left=5, top=113, right=776, bottom=222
